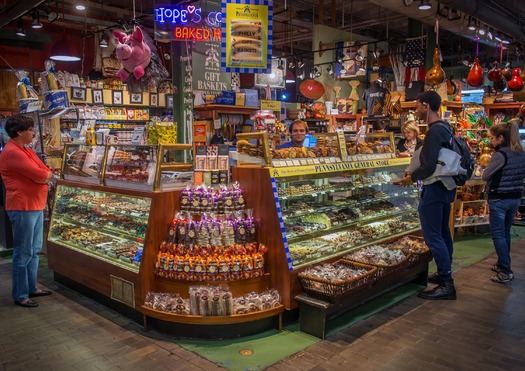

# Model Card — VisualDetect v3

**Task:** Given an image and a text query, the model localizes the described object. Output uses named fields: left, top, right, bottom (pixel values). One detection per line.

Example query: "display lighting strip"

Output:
left=271, top=177, right=294, bottom=271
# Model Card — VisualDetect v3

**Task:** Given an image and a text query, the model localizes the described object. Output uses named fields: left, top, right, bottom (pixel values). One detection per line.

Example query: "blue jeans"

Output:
left=488, top=198, right=520, bottom=275
left=7, top=210, right=44, bottom=302
left=418, top=182, right=456, bottom=281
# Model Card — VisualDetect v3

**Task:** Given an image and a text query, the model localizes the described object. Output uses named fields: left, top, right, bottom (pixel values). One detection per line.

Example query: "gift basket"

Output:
left=343, top=244, right=410, bottom=279
left=298, top=260, right=377, bottom=301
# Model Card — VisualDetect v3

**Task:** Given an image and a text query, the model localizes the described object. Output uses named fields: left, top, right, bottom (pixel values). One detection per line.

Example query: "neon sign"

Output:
left=154, top=4, right=222, bottom=41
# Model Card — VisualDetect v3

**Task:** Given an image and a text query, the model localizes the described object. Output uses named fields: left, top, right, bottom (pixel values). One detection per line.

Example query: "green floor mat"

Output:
left=176, top=325, right=318, bottom=371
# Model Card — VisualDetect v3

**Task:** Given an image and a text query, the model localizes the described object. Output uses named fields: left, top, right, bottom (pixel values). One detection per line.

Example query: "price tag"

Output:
left=130, top=126, right=145, bottom=145
left=292, top=160, right=301, bottom=166
left=312, top=158, right=321, bottom=164
left=214, top=119, right=222, bottom=129
left=311, top=193, right=317, bottom=197
left=285, top=160, right=295, bottom=167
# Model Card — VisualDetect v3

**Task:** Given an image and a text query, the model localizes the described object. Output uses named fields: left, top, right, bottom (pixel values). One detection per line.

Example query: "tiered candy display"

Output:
left=179, top=183, right=245, bottom=214
left=155, top=184, right=267, bottom=281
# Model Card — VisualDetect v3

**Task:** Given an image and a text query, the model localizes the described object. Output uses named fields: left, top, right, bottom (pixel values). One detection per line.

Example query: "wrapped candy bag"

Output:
left=40, top=60, right=60, bottom=92
left=16, top=70, right=40, bottom=113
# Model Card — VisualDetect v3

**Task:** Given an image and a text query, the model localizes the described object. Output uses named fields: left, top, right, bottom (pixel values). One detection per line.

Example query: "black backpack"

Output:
left=435, top=121, right=474, bottom=186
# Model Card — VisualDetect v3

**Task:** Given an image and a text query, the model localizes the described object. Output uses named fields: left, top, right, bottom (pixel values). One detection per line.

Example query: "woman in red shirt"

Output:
left=0, top=116, right=54, bottom=307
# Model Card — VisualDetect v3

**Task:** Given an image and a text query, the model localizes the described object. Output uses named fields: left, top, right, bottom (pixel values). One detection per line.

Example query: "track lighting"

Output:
left=15, top=18, right=26, bottom=37
left=437, top=4, right=448, bottom=18
left=288, top=59, right=295, bottom=70
left=448, top=9, right=461, bottom=21
left=495, top=33, right=503, bottom=43
left=467, top=17, right=476, bottom=31
left=277, top=59, right=285, bottom=71
left=418, top=0, right=431, bottom=11
left=326, top=64, right=334, bottom=76
left=478, top=24, right=487, bottom=36
left=297, top=59, right=305, bottom=69
left=31, top=11, right=42, bottom=29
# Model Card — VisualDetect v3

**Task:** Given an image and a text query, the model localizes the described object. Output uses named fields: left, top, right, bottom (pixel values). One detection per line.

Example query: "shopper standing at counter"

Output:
left=0, top=116, right=54, bottom=308
left=396, top=120, right=423, bottom=157
left=393, top=91, right=457, bottom=300
left=279, top=120, right=309, bottom=149
left=482, top=119, right=525, bottom=283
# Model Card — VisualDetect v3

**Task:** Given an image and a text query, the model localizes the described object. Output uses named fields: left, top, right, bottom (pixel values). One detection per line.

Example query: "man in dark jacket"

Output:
left=394, top=91, right=457, bottom=300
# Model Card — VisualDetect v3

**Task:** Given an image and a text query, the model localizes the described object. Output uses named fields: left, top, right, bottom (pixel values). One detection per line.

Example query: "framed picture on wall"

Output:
left=130, top=92, right=143, bottom=104
left=71, top=87, right=87, bottom=101
left=112, top=90, right=123, bottom=105
left=149, top=93, right=158, bottom=107
left=91, top=89, right=104, bottom=104
left=255, top=59, right=286, bottom=89
left=166, top=95, right=173, bottom=109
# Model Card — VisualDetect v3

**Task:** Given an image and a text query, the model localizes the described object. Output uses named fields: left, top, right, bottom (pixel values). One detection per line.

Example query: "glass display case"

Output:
left=63, top=144, right=106, bottom=184
left=104, top=145, right=158, bottom=190
left=275, top=164, right=420, bottom=269
left=48, top=184, right=152, bottom=273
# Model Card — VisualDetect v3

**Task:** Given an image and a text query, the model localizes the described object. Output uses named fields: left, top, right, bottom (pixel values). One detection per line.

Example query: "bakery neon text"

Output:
left=174, top=27, right=221, bottom=41
left=155, top=6, right=222, bottom=27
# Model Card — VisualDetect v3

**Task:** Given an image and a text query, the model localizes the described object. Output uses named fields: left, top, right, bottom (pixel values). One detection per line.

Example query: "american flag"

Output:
left=403, top=36, right=427, bottom=68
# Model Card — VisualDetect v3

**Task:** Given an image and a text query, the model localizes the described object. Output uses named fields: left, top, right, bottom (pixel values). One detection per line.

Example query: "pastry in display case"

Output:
left=62, top=144, right=106, bottom=184
left=48, top=184, right=151, bottom=272
left=275, top=166, right=420, bottom=269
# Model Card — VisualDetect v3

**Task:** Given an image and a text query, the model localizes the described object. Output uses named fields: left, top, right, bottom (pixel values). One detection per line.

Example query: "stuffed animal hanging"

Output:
left=113, top=27, right=151, bottom=81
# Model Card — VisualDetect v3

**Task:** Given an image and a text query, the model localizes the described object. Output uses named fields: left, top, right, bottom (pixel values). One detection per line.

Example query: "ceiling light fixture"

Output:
left=76, top=2, right=86, bottom=11
left=31, top=11, right=42, bottom=29
left=277, top=59, right=285, bottom=70
left=285, top=70, right=295, bottom=84
left=495, top=32, right=503, bottom=43
left=16, top=18, right=26, bottom=37
left=487, top=28, right=494, bottom=40
left=418, top=0, right=431, bottom=11
left=437, top=4, right=449, bottom=18
left=478, top=24, right=487, bottom=36
left=467, top=17, right=476, bottom=31
left=501, top=36, right=510, bottom=44
left=50, top=37, right=81, bottom=61
left=448, top=9, right=461, bottom=21
left=288, top=59, right=295, bottom=70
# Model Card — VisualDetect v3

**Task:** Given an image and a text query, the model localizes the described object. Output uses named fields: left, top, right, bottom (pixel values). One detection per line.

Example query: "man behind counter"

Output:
left=279, top=120, right=308, bottom=149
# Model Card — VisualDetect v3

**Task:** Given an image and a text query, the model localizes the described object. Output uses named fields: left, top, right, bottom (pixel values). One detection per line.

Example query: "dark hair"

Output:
left=5, top=116, right=34, bottom=139
left=417, top=91, right=441, bottom=112
left=372, top=120, right=387, bottom=131
left=490, top=119, right=524, bottom=152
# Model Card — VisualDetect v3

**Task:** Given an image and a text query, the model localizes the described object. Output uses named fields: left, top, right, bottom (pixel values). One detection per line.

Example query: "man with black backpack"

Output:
left=393, top=91, right=458, bottom=300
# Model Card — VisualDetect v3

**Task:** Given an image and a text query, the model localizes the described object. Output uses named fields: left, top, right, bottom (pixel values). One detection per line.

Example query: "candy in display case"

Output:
left=48, top=184, right=151, bottom=273
left=274, top=164, right=420, bottom=269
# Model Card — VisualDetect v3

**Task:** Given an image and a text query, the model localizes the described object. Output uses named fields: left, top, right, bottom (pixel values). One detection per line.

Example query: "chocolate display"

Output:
left=180, top=183, right=245, bottom=214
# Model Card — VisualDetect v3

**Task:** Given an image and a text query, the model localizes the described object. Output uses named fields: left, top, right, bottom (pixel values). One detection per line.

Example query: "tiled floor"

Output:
left=1, top=240, right=525, bottom=370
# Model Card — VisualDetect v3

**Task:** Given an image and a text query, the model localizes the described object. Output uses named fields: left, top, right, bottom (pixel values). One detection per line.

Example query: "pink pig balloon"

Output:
left=113, top=27, right=151, bottom=81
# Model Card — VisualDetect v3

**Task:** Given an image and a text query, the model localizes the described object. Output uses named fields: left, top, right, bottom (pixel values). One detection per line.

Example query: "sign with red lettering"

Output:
left=154, top=3, right=221, bottom=42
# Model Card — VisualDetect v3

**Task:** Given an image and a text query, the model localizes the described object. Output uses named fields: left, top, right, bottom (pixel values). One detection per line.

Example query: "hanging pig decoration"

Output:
left=113, top=27, right=151, bottom=82
left=425, top=47, right=446, bottom=87
left=467, top=57, right=484, bottom=87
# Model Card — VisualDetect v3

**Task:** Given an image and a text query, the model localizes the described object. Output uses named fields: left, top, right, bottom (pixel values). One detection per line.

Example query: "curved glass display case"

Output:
left=48, top=184, right=151, bottom=272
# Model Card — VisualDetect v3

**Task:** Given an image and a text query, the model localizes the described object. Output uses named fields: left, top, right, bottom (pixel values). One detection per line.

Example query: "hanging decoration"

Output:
left=425, top=19, right=445, bottom=87
left=467, top=57, right=484, bottom=87
left=113, top=26, right=169, bottom=93
left=467, top=38, right=483, bottom=88
left=507, top=68, right=524, bottom=91
left=299, top=80, right=325, bottom=100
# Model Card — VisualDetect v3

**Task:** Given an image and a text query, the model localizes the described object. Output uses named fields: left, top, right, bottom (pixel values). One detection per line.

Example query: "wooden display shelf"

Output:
left=153, top=273, right=273, bottom=299
left=141, top=305, right=283, bottom=329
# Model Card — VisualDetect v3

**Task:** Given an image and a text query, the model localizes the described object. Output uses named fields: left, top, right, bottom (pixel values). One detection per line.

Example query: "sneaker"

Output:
left=491, top=272, right=514, bottom=283
left=491, top=264, right=501, bottom=273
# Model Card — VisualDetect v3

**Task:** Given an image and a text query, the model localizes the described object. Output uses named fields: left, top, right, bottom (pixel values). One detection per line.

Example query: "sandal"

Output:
left=29, top=289, right=52, bottom=298
left=14, top=299, right=38, bottom=308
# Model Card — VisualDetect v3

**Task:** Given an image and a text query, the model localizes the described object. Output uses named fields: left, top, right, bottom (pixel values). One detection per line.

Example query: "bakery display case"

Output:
left=232, top=156, right=422, bottom=309
left=48, top=184, right=151, bottom=273
left=104, top=145, right=159, bottom=190
left=277, top=168, right=420, bottom=269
